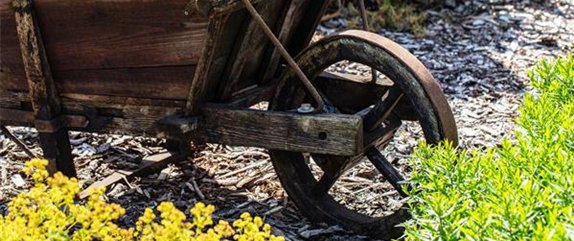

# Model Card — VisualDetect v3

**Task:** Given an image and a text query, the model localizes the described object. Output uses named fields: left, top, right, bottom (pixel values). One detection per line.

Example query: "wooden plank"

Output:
left=230, top=0, right=286, bottom=92
left=1, top=0, right=204, bottom=100
left=79, top=145, right=191, bottom=199
left=59, top=94, right=186, bottom=108
left=0, top=94, right=186, bottom=138
left=185, top=14, right=231, bottom=114
left=0, top=0, right=27, bottom=92
left=196, top=104, right=363, bottom=156
left=286, top=0, right=330, bottom=56
left=1, top=65, right=196, bottom=100
left=261, top=0, right=310, bottom=82
left=59, top=97, right=183, bottom=136
left=227, top=81, right=276, bottom=107
left=56, top=66, right=195, bottom=100
left=216, top=0, right=280, bottom=101
left=1, top=0, right=208, bottom=72
left=13, top=0, right=74, bottom=176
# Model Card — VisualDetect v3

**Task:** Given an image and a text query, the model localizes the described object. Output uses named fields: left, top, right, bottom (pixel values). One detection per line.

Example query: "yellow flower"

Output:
left=1, top=159, right=284, bottom=241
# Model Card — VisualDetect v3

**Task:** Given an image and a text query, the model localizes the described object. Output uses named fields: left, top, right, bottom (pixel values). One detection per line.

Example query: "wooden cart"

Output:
left=0, top=0, right=458, bottom=238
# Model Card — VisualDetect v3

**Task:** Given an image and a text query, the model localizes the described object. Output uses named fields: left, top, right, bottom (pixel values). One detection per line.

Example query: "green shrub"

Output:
left=346, top=0, right=427, bottom=37
left=404, top=54, right=574, bottom=240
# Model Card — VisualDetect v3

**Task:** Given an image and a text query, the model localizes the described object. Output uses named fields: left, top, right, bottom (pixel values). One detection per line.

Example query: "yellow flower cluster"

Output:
left=233, top=213, right=284, bottom=241
left=0, top=159, right=284, bottom=241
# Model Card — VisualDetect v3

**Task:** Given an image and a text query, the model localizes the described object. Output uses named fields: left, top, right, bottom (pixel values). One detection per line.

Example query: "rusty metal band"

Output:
left=240, top=0, right=325, bottom=113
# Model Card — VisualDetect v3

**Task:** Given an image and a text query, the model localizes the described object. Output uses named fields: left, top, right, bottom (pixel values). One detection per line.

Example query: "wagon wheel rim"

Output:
left=270, top=30, right=457, bottom=239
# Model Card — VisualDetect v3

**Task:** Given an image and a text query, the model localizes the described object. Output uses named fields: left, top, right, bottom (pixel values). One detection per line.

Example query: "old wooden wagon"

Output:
left=0, top=0, right=458, bottom=238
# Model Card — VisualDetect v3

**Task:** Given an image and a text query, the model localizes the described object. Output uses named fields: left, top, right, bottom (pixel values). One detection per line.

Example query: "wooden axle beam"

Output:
left=194, top=104, right=364, bottom=156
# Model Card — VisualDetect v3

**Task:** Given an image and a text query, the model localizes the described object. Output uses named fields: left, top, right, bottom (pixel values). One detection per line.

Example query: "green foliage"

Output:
left=404, top=54, right=574, bottom=240
left=345, top=0, right=427, bottom=37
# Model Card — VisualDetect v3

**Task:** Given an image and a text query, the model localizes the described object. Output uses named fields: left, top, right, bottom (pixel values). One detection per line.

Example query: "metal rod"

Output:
left=0, top=125, right=38, bottom=158
left=358, top=0, right=378, bottom=83
left=240, top=0, right=324, bottom=113
left=358, top=0, right=369, bottom=31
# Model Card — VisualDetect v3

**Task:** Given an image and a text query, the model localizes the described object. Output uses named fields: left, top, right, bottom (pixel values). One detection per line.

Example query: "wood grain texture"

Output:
left=1, top=0, right=205, bottom=99
left=231, top=0, right=286, bottom=92
left=0, top=1, right=27, bottom=92
left=260, top=0, right=310, bottom=82
left=1, top=0, right=208, bottom=71
left=13, top=0, right=75, bottom=176
left=185, top=14, right=231, bottom=114
left=55, top=66, right=196, bottom=100
left=216, top=0, right=283, bottom=101
left=14, top=1, right=60, bottom=119
left=196, top=105, right=363, bottom=156
left=286, top=0, right=330, bottom=56
left=1, top=65, right=196, bottom=100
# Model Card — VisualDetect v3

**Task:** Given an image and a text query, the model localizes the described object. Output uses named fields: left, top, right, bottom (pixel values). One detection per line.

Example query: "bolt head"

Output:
left=297, top=103, right=315, bottom=114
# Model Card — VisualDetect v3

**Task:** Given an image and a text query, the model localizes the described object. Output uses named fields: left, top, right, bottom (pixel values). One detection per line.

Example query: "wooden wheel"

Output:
left=269, top=30, right=458, bottom=239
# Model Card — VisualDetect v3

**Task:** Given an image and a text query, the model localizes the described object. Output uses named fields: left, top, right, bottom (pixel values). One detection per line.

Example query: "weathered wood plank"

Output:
left=59, top=97, right=183, bottom=136
left=56, top=66, right=195, bottom=100
left=196, top=104, right=363, bottom=156
left=0, top=92, right=186, bottom=137
left=1, top=0, right=208, bottom=72
left=261, top=0, right=310, bottom=82
left=79, top=145, right=191, bottom=199
left=185, top=15, right=229, bottom=115
left=230, top=0, right=286, bottom=92
left=1, top=65, right=196, bottom=100
left=227, top=81, right=276, bottom=107
left=1, top=0, right=204, bottom=101
left=216, top=0, right=282, bottom=101
left=286, top=0, right=330, bottom=56
left=13, top=0, right=74, bottom=176
left=0, top=0, right=27, bottom=92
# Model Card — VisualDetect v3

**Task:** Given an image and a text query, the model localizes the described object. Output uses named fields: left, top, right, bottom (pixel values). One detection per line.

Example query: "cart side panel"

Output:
left=0, top=2, right=27, bottom=92
left=2, top=0, right=208, bottom=71
left=1, top=0, right=208, bottom=100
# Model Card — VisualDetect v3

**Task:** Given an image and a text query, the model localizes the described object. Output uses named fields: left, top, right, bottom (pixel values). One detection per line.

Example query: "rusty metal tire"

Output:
left=269, top=30, right=457, bottom=239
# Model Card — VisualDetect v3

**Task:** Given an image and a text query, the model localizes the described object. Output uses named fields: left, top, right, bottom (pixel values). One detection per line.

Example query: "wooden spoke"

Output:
left=312, top=155, right=349, bottom=196
left=314, top=166, right=341, bottom=196
left=365, top=147, right=409, bottom=197
left=364, top=115, right=402, bottom=149
left=317, top=89, right=340, bottom=114
left=363, top=86, right=404, bottom=131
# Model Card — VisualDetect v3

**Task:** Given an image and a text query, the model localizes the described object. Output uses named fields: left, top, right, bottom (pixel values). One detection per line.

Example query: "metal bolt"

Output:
left=297, top=103, right=315, bottom=114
